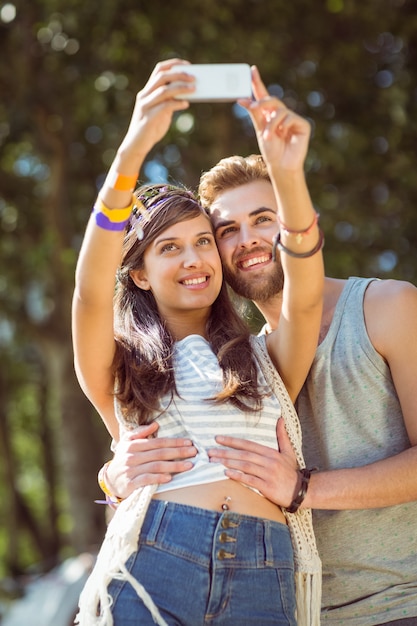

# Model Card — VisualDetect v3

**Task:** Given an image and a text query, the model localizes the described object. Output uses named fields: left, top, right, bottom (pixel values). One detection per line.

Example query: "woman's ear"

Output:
left=129, top=269, right=151, bottom=291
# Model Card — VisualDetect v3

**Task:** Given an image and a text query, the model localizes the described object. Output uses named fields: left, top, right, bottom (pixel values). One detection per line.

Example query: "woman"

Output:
left=73, top=59, right=323, bottom=626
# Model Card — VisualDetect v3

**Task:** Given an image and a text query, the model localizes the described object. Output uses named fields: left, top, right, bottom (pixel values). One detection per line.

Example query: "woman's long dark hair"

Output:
left=113, top=184, right=264, bottom=426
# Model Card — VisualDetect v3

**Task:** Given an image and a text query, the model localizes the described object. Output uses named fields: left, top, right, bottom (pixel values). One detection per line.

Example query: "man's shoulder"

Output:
left=323, top=276, right=417, bottom=341
left=363, top=278, right=417, bottom=355
left=325, top=275, right=417, bottom=307
left=364, top=277, right=417, bottom=306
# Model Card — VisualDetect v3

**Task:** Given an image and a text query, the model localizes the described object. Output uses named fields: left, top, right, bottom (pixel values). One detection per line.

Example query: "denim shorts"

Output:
left=108, top=499, right=296, bottom=626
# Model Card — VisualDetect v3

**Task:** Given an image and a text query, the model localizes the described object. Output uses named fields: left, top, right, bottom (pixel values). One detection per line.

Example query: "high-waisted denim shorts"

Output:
left=108, top=499, right=296, bottom=625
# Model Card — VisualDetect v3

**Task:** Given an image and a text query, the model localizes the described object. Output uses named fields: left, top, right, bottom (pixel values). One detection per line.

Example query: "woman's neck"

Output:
left=164, top=310, right=210, bottom=341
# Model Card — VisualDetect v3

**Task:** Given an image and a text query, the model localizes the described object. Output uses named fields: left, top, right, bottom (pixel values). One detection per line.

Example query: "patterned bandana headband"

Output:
left=130, top=186, right=202, bottom=241
left=130, top=186, right=173, bottom=241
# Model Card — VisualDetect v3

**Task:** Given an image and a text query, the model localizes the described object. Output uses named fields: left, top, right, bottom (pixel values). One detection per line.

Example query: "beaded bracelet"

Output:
left=286, top=467, right=316, bottom=514
left=278, top=212, right=320, bottom=244
left=93, top=196, right=133, bottom=232
left=272, top=228, right=324, bottom=262
left=107, top=170, right=138, bottom=192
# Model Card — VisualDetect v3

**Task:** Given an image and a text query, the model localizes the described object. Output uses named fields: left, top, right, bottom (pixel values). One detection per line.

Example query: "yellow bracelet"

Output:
left=93, top=196, right=133, bottom=231
left=98, top=460, right=123, bottom=503
left=107, top=170, right=138, bottom=192
left=94, top=197, right=133, bottom=221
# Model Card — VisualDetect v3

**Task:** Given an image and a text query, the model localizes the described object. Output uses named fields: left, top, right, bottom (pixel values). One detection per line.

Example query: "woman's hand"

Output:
left=118, top=58, right=196, bottom=159
left=105, top=423, right=198, bottom=499
left=238, top=66, right=311, bottom=173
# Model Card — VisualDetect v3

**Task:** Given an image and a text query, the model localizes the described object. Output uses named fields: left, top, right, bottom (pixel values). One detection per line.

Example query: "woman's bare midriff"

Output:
left=153, top=480, right=287, bottom=525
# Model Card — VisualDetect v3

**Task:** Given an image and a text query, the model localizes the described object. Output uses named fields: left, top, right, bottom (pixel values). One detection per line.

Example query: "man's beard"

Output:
left=223, top=262, right=284, bottom=303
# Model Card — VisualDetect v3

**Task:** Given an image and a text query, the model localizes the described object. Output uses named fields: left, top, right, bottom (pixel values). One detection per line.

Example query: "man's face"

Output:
left=210, top=180, right=284, bottom=302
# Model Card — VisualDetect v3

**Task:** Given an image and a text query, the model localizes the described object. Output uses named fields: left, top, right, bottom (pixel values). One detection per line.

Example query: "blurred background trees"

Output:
left=0, top=0, right=416, bottom=588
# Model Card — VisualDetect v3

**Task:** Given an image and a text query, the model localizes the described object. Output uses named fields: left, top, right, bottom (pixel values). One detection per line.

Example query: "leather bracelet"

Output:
left=272, top=228, right=324, bottom=262
left=286, top=467, right=315, bottom=513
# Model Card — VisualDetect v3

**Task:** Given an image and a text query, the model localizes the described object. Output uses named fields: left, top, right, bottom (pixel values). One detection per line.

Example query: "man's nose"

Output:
left=238, top=225, right=260, bottom=248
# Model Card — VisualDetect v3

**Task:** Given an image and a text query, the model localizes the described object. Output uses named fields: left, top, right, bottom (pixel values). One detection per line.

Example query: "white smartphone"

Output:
left=171, top=63, right=252, bottom=102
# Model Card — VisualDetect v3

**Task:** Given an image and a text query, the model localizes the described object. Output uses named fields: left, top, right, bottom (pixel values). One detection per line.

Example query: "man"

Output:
left=200, top=152, right=417, bottom=626
left=103, top=69, right=417, bottom=625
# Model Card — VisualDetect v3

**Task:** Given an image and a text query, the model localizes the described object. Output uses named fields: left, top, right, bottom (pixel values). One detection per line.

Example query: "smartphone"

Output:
left=171, top=63, right=252, bottom=102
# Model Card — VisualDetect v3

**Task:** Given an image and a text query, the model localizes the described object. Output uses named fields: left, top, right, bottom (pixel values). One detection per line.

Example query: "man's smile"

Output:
left=236, top=252, right=272, bottom=271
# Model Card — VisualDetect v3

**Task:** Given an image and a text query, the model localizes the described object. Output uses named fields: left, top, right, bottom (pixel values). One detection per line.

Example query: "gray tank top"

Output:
left=297, top=277, right=417, bottom=625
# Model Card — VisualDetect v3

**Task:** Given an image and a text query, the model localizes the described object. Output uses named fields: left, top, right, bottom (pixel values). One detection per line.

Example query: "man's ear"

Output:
left=129, top=269, right=151, bottom=291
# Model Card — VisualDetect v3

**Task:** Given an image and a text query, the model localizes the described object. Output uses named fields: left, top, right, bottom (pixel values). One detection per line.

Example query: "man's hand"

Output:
left=238, top=66, right=311, bottom=173
left=106, top=422, right=197, bottom=499
left=208, top=418, right=300, bottom=508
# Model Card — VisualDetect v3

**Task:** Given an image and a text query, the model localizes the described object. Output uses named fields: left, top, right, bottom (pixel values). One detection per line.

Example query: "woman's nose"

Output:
left=183, top=246, right=204, bottom=267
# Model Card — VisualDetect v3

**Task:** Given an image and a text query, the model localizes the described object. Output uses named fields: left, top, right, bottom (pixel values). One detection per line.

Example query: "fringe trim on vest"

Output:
left=252, top=335, right=322, bottom=626
left=75, top=484, right=168, bottom=626
left=76, top=335, right=321, bottom=626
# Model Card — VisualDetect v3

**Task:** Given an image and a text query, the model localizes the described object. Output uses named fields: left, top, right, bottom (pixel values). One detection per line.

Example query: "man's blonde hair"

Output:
left=198, top=154, right=270, bottom=211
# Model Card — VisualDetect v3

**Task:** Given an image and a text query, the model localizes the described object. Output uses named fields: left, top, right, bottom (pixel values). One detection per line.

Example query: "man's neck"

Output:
left=253, top=291, right=283, bottom=332
left=253, top=277, right=347, bottom=334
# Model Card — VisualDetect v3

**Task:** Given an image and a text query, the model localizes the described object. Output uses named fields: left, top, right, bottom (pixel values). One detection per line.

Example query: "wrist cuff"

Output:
left=286, top=467, right=316, bottom=513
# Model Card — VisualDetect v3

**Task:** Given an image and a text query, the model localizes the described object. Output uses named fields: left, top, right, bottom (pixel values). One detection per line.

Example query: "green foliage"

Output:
left=0, top=0, right=416, bottom=581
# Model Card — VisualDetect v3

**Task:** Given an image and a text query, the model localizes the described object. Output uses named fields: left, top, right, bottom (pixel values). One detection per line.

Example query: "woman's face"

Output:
left=130, top=214, right=223, bottom=324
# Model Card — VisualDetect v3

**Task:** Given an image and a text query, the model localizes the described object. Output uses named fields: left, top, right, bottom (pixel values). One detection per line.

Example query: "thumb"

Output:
left=128, top=422, right=159, bottom=440
left=276, top=417, right=295, bottom=459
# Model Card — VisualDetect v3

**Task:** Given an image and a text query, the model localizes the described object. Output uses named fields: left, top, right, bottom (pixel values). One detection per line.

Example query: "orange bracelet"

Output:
left=107, top=170, right=138, bottom=192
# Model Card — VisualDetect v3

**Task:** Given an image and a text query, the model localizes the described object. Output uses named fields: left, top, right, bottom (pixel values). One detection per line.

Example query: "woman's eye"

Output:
left=197, top=236, right=212, bottom=246
left=160, top=243, right=177, bottom=253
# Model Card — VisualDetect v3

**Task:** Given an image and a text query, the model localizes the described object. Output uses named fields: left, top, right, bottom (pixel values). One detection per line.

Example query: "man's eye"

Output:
left=256, top=215, right=273, bottom=224
left=218, top=226, right=237, bottom=238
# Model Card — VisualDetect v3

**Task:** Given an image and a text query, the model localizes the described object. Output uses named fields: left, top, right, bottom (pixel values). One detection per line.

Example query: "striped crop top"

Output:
left=115, top=334, right=282, bottom=493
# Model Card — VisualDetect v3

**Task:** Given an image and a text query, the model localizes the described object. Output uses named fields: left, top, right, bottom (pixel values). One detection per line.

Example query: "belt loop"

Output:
left=145, top=500, right=167, bottom=543
left=262, top=520, right=274, bottom=566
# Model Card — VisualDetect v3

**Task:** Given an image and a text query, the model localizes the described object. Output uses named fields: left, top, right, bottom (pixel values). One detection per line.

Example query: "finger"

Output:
left=138, top=84, right=192, bottom=112
left=243, top=98, right=288, bottom=139
left=209, top=453, right=256, bottom=466
left=224, top=468, right=263, bottom=491
left=125, top=431, right=195, bottom=449
left=213, top=434, right=260, bottom=451
left=213, top=434, right=275, bottom=457
left=114, top=458, right=194, bottom=491
left=138, top=65, right=195, bottom=107
left=140, top=436, right=195, bottom=449
left=150, top=58, right=190, bottom=78
left=209, top=452, right=270, bottom=479
left=251, top=65, right=269, bottom=101
left=126, top=445, right=197, bottom=466
left=116, top=455, right=196, bottom=496
left=142, top=459, right=195, bottom=474
left=249, top=98, right=287, bottom=126
left=129, top=472, right=173, bottom=490
left=236, top=97, right=253, bottom=110
left=209, top=444, right=272, bottom=464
